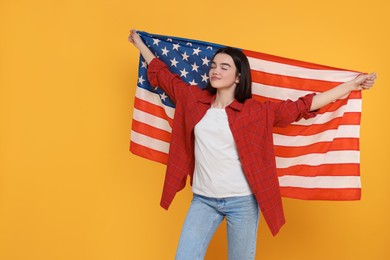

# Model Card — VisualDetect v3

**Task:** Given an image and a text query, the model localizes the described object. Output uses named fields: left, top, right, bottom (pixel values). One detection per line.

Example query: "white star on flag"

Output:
left=161, top=47, right=169, bottom=56
left=170, top=57, right=179, bottom=67
left=201, top=56, right=210, bottom=66
left=152, top=38, right=161, bottom=46
left=180, top=68, right=189, bottom=78
left=172, top=43, right=180, bottom=51
left=181, top=52, right=189, bottom=61
left=160, top=92, right=168, bottom=101
left=189, top=79, right=197, bottom=85
left=193, top=47, right=201, bottom=56
left=191, top=62, right=199, bottom=72
left=201, top=73, right=209, bottom=82
left=138, top=75, right=145, bottom=85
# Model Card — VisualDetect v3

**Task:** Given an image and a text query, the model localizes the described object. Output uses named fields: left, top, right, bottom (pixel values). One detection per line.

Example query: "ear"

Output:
left=234, top=73, right=241, bottom=84
left=235, top=73, right=241, bottom=84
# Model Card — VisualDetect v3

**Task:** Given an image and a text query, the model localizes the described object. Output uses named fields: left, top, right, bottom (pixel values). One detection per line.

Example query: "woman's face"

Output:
left=208, top=53, right=239, bottom=91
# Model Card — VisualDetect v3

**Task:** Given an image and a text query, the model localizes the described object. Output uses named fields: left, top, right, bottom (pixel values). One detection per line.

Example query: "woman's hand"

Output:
left=311, top=72, right=377, bottom=111
left=128, top=29, right=144, bottom=50
left=127, top=28, right=156, bottom=64
left=352, top=73, right=377, bottom=91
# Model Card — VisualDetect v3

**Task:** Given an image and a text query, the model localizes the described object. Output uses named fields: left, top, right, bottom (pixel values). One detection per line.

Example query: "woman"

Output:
left=128, top=29, right=376, bottom=260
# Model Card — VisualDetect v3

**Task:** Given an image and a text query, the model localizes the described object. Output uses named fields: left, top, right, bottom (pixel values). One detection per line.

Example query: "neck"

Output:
left=213, top=90, right=235, bottom=109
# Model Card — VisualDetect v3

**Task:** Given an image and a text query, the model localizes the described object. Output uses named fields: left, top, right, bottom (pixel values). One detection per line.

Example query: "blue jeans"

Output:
left=175, top=194, right=260, bottom=260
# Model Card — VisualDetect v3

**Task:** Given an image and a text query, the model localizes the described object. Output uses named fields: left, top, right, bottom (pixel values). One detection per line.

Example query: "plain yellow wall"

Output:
left=1, top=0, right=389, bottom=259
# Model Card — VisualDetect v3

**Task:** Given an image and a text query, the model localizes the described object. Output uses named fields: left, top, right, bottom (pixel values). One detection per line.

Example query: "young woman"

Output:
left=128, top=29, right=376, bottom=260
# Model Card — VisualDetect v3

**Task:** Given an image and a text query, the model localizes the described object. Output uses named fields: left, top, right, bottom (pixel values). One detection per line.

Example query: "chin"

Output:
left=210, top=83, right=225, bottom=89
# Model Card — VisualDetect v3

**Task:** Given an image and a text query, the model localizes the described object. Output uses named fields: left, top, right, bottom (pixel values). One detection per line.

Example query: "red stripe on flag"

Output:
left=252, top=94, right=280, bottom=103
left=273, top=113, right=361, bottom=136
left=280, top=186, right=361, bottom=200
left=134, top=97, right=174, bottom=127
left=243, top=49, right=359, bottom=72
left=130, top=141, right=168, bottom=164
left=277, top=164, right=360, bottom=177
left=132, top=120, right=171, bottom=143
left=274, top=138, right=359, bottom=158
left=251, top=70, right=340, bottom=92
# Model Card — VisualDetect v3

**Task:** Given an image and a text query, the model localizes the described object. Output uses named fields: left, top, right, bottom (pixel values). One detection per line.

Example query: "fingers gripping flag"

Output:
left=130, top=31, right=363, bottom=201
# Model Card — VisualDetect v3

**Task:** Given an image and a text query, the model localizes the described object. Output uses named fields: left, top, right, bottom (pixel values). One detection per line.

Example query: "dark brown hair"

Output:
left=206, top=47, right=252, bottom=103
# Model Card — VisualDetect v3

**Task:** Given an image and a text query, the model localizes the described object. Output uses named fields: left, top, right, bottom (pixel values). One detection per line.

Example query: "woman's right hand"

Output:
left=127, top=28, right=156, bottom=64
left=128, top=29, right=143, bottom=49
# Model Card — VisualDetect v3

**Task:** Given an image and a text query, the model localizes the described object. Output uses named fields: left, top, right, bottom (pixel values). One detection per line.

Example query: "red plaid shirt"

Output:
left=147, top=58, right=317, bottom=236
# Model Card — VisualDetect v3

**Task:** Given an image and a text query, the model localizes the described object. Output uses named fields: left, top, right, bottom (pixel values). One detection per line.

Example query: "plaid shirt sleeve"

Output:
left=270, top=93, right=318, bottom=127
left=147, top=58, right=190, bottom=104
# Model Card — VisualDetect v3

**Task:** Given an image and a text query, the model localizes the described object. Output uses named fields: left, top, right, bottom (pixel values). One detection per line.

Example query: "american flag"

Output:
left=130, top=31, right=362, bottom=201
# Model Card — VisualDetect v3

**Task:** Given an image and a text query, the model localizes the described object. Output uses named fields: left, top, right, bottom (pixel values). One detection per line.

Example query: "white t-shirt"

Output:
left=192, top=107, right=252, bottom=198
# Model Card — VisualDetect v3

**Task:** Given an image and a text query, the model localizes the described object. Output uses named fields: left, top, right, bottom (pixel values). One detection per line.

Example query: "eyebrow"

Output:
left=211, top=62, right=232, bottom=67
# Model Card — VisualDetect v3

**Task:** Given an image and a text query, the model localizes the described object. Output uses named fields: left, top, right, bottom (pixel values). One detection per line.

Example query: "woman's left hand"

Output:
left=353, top=72, right=377, bottom=90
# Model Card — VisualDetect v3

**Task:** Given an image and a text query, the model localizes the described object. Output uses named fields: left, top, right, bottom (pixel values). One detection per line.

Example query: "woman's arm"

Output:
left=128, top=29, right=155, bottom=64
left=311, top=73, right=377, bottom=111
left=127, top=29, right=193, bottom=103
left=271, top=72, right=376, bottom=127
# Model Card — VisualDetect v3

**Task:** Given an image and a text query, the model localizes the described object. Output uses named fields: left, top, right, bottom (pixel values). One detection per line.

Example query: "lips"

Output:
left=211, top=76, right=221, bottom=81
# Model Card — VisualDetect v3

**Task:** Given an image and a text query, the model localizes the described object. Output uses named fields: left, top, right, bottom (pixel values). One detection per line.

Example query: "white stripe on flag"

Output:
left=293, top=99, right=361, bottom=126
left=248, top=57, right=360, bottom=82
left=276, top=151, right=360, bottom=169
left=273, top=125, right=360, bottom=146
left=278, top=175, right=361, bottom=188
left=252, top=81, right=355, bottom=103
left=135, top=87, right=175, bottom=119
left=252, top=82, right=314, bottom=101
left=131, top=130, right=170, bottom=153
left=133, top=108, right=172, bottom=133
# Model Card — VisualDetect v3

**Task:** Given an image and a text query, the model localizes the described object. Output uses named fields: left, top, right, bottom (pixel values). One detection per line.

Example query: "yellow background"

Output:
left=1, top=0, right=389, bottom=259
